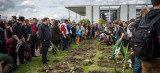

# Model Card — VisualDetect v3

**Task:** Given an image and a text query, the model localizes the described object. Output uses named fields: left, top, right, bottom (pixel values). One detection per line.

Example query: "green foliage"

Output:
left=50, top=42, right=60, bottom=54
left=114, top=41, right=122, bottom=73
left=116, top=19, right=121, bottom=21
left=68, top=18, right=71, bottom=22
left=1, top=20, right=7, bottom=23
left=79, top=19, right=90, bottom=24
left=113, top=19, right=121, bottom=23
left=98, top=18, right=106, bottom=24
left=122, top=44, right=129, bottom=73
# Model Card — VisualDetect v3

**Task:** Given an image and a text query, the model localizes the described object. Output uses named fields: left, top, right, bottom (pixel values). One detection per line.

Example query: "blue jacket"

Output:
left=77, top=29, right=82, bottom=37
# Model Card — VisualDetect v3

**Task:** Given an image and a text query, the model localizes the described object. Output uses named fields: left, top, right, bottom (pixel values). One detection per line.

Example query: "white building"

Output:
left=65, top=4, right=152, bottom=23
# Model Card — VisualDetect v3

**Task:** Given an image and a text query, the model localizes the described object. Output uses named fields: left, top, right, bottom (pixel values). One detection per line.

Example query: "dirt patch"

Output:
left=98, top=47, right=105, bottom=51
left=89, top=70, right=108, bottom=73
left=92, top=51, right=97, bottom=53
left=86, top=53, right=96, bottom=59
left=65, top=55, right=84, bottom=63
left=37, top=40, right=125, bottom=73
left=82, top=59, right=94, bottom=66
left=37, top=65, right=53, bottom=73
left=101, top=49, right=112, bottom=55
left=53, top=62, right=70, bottom=71
left=53, top=60, right=60, bottom=63
left=70, top=67, right=84, bottom=73
left=99, top=56, right=105, bottom=60
left=57, top=69, right=71, bottom=73
left=89, top=70, right=121, bottom=73
left=81, top=41, right=93, bottom=45
left=98, top=61, right=114, bottom=68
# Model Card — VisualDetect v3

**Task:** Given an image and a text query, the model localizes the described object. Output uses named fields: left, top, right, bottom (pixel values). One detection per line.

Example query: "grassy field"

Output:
left=11, top=39, right=133, bottom=73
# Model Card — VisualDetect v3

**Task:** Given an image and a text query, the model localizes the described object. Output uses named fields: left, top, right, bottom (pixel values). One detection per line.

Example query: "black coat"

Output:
left=144, top=9, right=160, bottom=58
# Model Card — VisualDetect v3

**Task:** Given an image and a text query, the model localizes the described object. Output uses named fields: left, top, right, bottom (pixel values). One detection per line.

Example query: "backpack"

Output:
left=131, top=14, right=160, bottom=61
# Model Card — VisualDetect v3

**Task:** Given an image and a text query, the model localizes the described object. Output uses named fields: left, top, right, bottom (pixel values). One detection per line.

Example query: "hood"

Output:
left=145, top=9, right=160, bottom=24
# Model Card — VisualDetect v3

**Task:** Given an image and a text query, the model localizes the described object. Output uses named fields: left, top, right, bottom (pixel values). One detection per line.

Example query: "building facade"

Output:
left=66, top=4, right=152, bottom=23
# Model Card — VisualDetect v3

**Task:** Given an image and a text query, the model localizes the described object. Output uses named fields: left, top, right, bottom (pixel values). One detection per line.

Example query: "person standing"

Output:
left=22, top=19, right=31, bottom=44
left=38, top=17, right=51, bottom=65
left=76, top=25, right=82, bottom=45
left=71, top=22, right=76, bottom=43
left=11, top=16, right=17, bottom=25
left=91, top=24, right=95, bottom=38
left=33, top=18, right=40, bottom=54
left=63, top=20, right=70, bottom=48
left=57, top=20, right=62, bottom=50
left=138, top=0, right=160, bottom=73
left=67, top=22, right=72, bottom=47
left=51, top=20, right=61, bottom=55
left=129, top=8, right=150, bottom=73
left=60, top=20, right=67, bottom=51
left=12, top=16, right=25, bottom=64
left=0, top=19, right=7, bottom=54
left=22, top=19, right=31, bottom=61
left=108, top=21, right=125, bottom=60
left=28, top=18, right=37, bottom=57
left=6, top=20, right=13, bottom=56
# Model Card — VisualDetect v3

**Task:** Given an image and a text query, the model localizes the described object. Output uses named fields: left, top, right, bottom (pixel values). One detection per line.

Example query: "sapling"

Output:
left=50, top=42, right=60, bottom=54
left=122, top=44, right=129, bottom=73
left=114, top=41, right=122, bottom=73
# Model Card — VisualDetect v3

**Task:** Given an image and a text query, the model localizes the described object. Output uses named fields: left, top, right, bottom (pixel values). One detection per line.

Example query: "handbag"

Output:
left=22, top=44, right=30, bottom=51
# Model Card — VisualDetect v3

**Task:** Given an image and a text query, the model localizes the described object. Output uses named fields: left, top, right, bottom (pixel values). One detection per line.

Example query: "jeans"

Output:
left=111, top=41, right=125, bottom=59
left=71, top=34, right=76, bottom=43
left=42, top=41, right=50, bottom=64
left=133, top=57, right=142, bottom=73
left=66, top=34, right=71, bottom=47
left=62, top=35, right=67, bottom=50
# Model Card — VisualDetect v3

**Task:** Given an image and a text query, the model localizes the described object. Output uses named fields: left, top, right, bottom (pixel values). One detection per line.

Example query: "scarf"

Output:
left=28, top=24, right=36, bottom=34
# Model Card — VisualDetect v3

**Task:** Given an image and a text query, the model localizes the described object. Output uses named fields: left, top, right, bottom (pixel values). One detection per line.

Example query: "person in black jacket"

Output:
left=22, top=19, right=32, bottom=61
left=129, top=8, right=150, bottom=73
left=0, top=21, right=7, bottom=54
left=12, top=16, right=25, bottom=64
left=71, top=22, right=76, bottom=43
left=33, top=18, right=40, bottom=51
left=140, top=0, right=160, bottom=73
left=22, top=19, right=31, bottom=43
left=38, top=17, right=51, bottom=65
left=29, top=18, right=37, bottom=57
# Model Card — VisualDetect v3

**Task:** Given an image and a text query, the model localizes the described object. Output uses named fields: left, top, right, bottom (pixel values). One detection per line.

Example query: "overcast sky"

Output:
left=0, top=0, right=151, bottom=21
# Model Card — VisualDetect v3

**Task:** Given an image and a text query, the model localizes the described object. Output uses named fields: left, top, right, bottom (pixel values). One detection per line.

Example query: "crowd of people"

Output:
left=0, top=15, right=109, bottom=73
left=0, top=0, right=160, bottom=73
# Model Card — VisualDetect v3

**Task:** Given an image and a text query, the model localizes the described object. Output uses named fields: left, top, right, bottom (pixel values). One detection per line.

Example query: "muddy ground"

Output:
left=37, top=39, right=125, bottom=73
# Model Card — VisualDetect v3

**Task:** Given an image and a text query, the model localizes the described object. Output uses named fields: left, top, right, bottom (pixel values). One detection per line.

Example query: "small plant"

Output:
left=50, top=42, right=60, bottom=54
left=114, top=41, right=122, bottom=73
left=122, top=44, right=129, bottom=73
